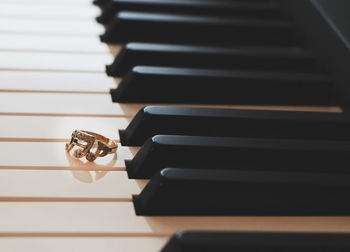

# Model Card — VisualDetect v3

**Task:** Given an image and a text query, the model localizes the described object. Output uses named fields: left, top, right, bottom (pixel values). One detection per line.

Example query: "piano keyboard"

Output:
left=1, top=0, right=350, bottom=251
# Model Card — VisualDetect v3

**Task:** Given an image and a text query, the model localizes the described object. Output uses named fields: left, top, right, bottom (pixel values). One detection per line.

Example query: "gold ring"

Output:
left=65, top=130, right=117, bottom=162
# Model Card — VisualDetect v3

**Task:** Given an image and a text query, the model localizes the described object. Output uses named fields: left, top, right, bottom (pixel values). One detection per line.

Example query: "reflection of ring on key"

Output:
left=65, top=130, right=118, bottom=162
left=65, top=153, right=115, bottom=183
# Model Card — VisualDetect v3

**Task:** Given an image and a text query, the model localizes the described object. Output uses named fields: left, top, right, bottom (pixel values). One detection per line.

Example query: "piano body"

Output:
left=1, top=0, right=350, bottom=251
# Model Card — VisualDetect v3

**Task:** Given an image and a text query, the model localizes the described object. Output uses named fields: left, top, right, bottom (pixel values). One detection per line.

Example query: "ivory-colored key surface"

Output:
left=0, top=34, right=110, bottom=54
left=1, top=52, right=113, bottom=72
left=0, top=72, right=117, bottom=93
left=0, top=170, right=145, bottom=200
left=0, top=142, right=138, bottom=170
left=0, top=116, right=129, bottom=141
left=0, top=3, right=100, bottom=20
left=1, top=0, right=95, bottom=5
left=0, top=18, right=103, bottom=36
left=0, top=93, right=139, bottom=117
left=1, top=202, right=350, bottom=235
left=0, top=237, right=167, bottom=252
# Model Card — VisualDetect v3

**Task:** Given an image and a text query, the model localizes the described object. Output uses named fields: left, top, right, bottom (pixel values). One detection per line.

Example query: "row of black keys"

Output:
left=108, top=44, right=328, bottom=105
left=97, top=0, right=282, bottom=25
left=126, top=106, right=350, bottom=215
left=98, top=0, right=293, bottom=47
left=92, top=1, right=350, bottom=250
left=94, top=0, right=299, bottom=52
left=93, top=0, right=348, bottom=215
left=93, top=0, right=330, bottom=106
left=94, top=0, right=297, bottom=56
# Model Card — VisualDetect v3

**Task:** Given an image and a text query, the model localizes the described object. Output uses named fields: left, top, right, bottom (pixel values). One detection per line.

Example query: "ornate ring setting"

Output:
left=65, top=130, right=117, bottom=162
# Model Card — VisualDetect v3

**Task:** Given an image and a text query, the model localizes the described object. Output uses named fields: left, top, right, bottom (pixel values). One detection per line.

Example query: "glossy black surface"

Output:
left=98, top=0, right=281, bottom=25
left=162, top=231, right=350, bottom=251
left=282, top=0, right=350, bottom=111
left=107, top=43, right=316, bottom=76
left=120, top=106, right=350, bottom=146
left=134, top=168, right=350, bottom=215
left=111, top=66, right=332, bottom=105
left=100, top=11, right=297, bottom=46
left=126, top=135, right=350, bottom=179
left=93, top=0, right=110, bottom=7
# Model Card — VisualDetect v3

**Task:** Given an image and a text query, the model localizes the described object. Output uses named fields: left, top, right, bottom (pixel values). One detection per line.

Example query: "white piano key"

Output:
left=0, top=0, right=94, bottom=5
left=0, top=34, right=111, bottom=54
left=0, top=237, right=167, bottom=252
left=1, top=52, right=113, bottom=72
left=0, top=116, right=130, bottom=141
left=0, top=93, right=144, bottom=117
left=1, top=202, right=349, bottom=235
left=0, top=72, right=117, bottom=93
left=0, top=17, right=104, bottom=36
left=0, top=142, right=138, bottom=170
left=0, top=170, right=146, bottom=200
left=0, top=3, right=100, bottom=20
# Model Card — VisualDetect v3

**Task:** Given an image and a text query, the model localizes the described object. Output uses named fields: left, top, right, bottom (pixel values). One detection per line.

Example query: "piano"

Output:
left=1, top=0, right=350, bottom=251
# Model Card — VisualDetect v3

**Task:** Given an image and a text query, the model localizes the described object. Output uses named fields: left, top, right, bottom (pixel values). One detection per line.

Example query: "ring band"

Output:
left=65, top=130, right=117, bottom=162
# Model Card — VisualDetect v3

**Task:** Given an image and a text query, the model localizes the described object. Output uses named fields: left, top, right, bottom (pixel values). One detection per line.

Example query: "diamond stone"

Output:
left=73, top=149, right=83, bottom=158
left=98, top=142, right=110, bottom=157
left=86, top=152, right=96, bottom=162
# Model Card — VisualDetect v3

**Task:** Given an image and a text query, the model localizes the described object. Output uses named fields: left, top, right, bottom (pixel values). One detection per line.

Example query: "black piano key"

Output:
left=98, top=0, right=281, bottom=25
left=107, top=43, right=316, bottom=77
left=120, top=106, right=350, bottom=146
left=126, top=135, right=350, bottom=179
left=100, top=11, right=297, bottom=46
left=93, top=0, right=110, bottom=7
left=111, top=66, right=332, bottom=105
left=134, top=168, right=350, bottom=215
left=162, top=231, right=350, bottom=251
